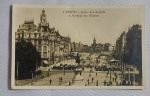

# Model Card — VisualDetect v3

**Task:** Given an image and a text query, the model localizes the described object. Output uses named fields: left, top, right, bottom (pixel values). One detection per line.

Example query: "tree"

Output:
left=124, top=24, right=142, bottom=82
left=15, top=40, right=41, bottom=79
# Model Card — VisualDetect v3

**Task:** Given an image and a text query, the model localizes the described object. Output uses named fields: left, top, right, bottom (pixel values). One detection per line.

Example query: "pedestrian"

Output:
left=49, top=79, right=52, bottom=85
left=90, top=69, right=91, bottom=73
left=87, top=79, right=89, bottom=85
left=96, top=80, right=98, bottom=86
left=119, top=82, right=122, bottom=86
left=109, top=81, right=112, bottom=86
left=96, top=72, right=97, bottom=76
left=107, top=83, right=109, bottom=86
left=89, top=73, right=91, bottom=77
left=103, top=80, right=106, bottom=86
left=92, top=77, right=94, bottom=83
left=85, top=82, right=87, bottom=86
left=69, top=81, right=71, bottom=86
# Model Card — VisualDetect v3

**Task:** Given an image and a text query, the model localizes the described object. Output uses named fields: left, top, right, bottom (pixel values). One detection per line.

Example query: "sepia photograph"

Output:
left=11, top=5, right=145, bottom=89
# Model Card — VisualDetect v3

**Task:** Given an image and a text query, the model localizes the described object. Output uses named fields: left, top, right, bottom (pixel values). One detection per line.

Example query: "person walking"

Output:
left=109, top=80, right=112, bottom=86
left=89, top=73, right=91, bottom=77
left=87, top=79, right=89, bottom=85
left=92, top=77, right=94, bottom=83
left=96, top=72, right=97, bottom=76
left=69, top=81, right=71, bottom=86
left=96, top=80, right=98, bottom=86
left=103, top=80, right=107, bottom=86
left=85, top=82, right=87, bottom=86
left=49, top=79, right=52, bottom=85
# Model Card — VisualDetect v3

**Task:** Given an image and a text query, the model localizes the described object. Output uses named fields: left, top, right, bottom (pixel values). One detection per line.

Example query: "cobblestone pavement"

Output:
left=17, top=67, right=123, bottom=86
left=25, top=73, right=74, bottom=86
left=78, top=71, right=122, bottom=86
left=16, top=59, right=123, bottom=86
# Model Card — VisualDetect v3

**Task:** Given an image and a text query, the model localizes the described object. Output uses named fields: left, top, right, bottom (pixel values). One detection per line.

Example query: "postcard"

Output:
left=11, top=5, right=145, bottom=89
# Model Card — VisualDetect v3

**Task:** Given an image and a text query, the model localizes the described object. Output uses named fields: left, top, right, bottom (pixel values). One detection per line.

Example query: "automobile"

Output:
left=60, top=66, right=64, bottom=70
left=64, top=66, right=68, bottom=70
left=59, top=66, right=63, bottom=70
left=72, top=65, right=76, bottom=70
left=64, top=64, right=68, bottom=67
left=68, top=65, right=72, bottom=70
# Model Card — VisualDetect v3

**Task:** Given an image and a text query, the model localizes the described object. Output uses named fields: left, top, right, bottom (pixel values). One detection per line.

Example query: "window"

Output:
left=39, top=41, right=41, bottom=44
left=38, top=46, right=41, bottom=51
left=18, top=34, right=20, bottom=38
left=43, top=52, right=47, bottom=57
left=22, top=33, right=24, bottom=38
left=24, top=33, right=27, bottom=38
left=43, top=46, right=47, bottom=52
left=34, top=34, right=37, bottom=38
left=34, top=40, right=37, bottom=45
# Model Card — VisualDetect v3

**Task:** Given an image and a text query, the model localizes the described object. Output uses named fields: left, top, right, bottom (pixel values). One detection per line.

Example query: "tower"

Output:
left=92, top=37, right=97, bottom=52
left=93, top=37, right=96, bottom=45
left=40, top=8, right=47, bottom=25
left=39, top=8, right=49, bottom=32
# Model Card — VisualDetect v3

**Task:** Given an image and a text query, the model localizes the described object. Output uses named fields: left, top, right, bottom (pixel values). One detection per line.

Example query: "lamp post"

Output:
left=63, top=55, right=65, bottom=75
left=128, top=65, right=131, bottom=85
left=109, top=61, right=112, bottom=82
left=31, top=71, right=33, bottom=85
left=16, top=61, right=19, bottom=85
left=133, top=68, right=136, bottom=86
left=63, top=66, right=65, bottom=75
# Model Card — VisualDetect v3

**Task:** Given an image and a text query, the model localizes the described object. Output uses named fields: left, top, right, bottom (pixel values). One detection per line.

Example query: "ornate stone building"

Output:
left=15, top=9, right=71, bottom=66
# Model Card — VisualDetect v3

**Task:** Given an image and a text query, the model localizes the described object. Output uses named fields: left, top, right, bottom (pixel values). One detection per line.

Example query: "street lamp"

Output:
left=63, top=65, right=65, bottom=75
left=16, top=61, right=19, bottom=85
left=31, top=71, right=33, bottom=85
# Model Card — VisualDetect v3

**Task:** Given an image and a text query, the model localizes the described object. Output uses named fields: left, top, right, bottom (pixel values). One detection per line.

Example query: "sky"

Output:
left=14, top=6, right=144, bottom=45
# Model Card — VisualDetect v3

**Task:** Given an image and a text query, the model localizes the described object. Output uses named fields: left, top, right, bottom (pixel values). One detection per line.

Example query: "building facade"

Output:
left=71, top=37, right=103, bottom=53
left=15, top=9, right=71, bottom=65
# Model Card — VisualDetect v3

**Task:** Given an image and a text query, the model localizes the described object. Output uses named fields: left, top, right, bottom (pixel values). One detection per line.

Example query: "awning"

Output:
left=109, top=58, right=119, bottom=62
left=43, top=60, right=49, bottom=65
